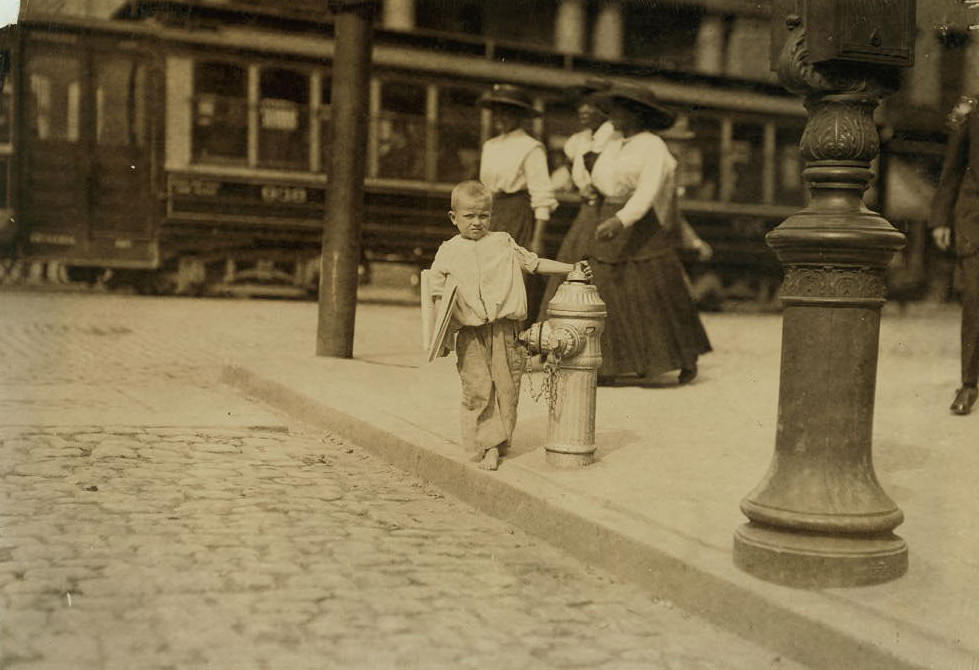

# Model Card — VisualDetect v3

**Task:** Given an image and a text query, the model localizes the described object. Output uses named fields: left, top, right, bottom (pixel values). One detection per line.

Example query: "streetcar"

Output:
left=0, top=1, right=814, bottom=301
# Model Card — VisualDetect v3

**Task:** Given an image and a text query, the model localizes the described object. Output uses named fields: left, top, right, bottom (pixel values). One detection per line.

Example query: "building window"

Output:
left=483, top=1, right=554, bottom=48
left=416, top=0, right=483, bottom=35
left=623, top=4, right=702, bottom=69
left=776, top=124, right=805, bottom=206
left=729, top=122, right=765, bottom=204
left=192, top=61, right=248, bottom=163
left=376, top=80, right=426, bottom=180
left=258, top=67, right=309, bottom=169
left=27, top=52, right=81, bottom=142
left=437, top=86, right=481, bottom=183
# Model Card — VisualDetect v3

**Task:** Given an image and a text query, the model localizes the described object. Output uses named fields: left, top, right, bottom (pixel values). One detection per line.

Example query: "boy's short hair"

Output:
left=451, top=180, right=492, bottom=211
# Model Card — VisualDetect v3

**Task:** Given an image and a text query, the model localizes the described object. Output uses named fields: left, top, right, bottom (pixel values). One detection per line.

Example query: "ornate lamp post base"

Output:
left=734, top=523, right=907, bottom=588
left=732, top=12, right=915, bottom=588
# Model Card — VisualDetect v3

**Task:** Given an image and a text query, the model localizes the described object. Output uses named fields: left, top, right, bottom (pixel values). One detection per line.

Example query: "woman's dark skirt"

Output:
left=490, top=191, right=534, bottom=249
left=492, top=190, right=542, bottom=321
left=537, top=200, right=600, bottom=321
left=589, top=203, right=711, bottom=381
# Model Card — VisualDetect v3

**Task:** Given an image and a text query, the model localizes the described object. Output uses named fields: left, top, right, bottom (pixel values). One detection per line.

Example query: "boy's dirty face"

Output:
left=449, top=196, right=492, bottom=241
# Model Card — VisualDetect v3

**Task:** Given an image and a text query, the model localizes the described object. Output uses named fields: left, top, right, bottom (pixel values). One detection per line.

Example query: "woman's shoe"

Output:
left=678, top=364, right=698, bottom=385
left=950, top=386, right=978, bottom=415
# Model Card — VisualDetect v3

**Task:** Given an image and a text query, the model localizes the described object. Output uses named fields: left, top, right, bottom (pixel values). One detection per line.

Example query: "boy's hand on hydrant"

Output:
left=573, top=260, right=593, bottom=281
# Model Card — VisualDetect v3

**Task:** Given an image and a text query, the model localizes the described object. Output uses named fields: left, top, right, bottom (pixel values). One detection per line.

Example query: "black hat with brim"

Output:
left=592, top=85, right=677, bottom=131
left=565, top=77, right=614, bottom=107
left=478, top=84, right=541, bottom=116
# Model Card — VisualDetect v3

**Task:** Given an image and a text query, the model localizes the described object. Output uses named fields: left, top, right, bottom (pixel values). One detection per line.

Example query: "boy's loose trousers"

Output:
left=455, top=320, right=525, bottom=458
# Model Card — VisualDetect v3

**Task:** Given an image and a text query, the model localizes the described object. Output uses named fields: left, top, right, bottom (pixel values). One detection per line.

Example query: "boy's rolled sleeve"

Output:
left=429, top=248, right=450, bottom=295
left=507, top=235, right=540, bottom=273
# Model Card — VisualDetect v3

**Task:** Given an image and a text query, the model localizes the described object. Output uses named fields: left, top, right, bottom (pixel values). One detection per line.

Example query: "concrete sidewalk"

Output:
left=222, top=300, right=978, bottom=670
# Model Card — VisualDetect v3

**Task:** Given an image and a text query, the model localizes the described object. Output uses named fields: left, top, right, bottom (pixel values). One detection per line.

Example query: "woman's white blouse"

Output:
left=564, top=121, right=617, bottom=160
left=479, top=128, right=558, bottom=222
left=568, top=121, right=619, bottom=193
left=590, top=131, right=678, bottom=229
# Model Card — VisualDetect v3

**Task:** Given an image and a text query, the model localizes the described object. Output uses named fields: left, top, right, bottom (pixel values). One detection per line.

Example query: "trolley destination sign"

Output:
left=167, top=175, right=326, bottom=226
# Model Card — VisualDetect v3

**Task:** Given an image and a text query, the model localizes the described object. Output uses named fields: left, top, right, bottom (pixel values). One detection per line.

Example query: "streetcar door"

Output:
left=89, top=51, right=154, bottom=261
left=21, top=43, right=88, bottom=256
left=22, top=40, right=156, bottom=266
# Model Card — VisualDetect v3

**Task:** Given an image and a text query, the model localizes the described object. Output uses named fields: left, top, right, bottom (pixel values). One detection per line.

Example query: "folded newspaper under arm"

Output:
left=420, top=269, right=457, bottom=362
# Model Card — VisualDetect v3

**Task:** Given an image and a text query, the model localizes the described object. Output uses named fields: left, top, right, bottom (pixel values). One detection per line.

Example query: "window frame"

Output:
left=191, top=58, right=250, bottom=165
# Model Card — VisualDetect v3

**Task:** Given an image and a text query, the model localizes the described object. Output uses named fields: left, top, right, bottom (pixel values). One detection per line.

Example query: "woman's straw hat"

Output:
left=592, top=83, right=677, bottom=131
left=477, top=84, right=541, bottom=116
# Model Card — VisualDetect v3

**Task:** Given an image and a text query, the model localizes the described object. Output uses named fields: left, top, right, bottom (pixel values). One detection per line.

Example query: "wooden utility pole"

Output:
left=317, top=0, right=376, bottom=357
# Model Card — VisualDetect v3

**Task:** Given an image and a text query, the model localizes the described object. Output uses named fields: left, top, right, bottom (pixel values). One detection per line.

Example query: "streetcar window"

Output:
left=0, top=157, right=7, bottom=207
left=319, top=73, right=332, bottom=174
left=95, top=57, right=147, bottom=147
left=376, top=81, right=426, bottom=180
left=27, top=53, right=81, bottom=142
left=729, top=122, right=764, bottom=204
left=0, top=51, right=9, bottom=145
left=0, top=65, right=10, bottom=144
left=437, top=86, right=481, bottom=183
left=776, top=125, right=805, bottom=206
left=258, top=67, right=309, bottom=170
left=192, top=61, right=248, bottom=162
left=687, top=116, right=720, bottom=200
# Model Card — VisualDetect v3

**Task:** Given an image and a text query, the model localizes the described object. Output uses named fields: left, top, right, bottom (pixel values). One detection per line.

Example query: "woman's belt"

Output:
left=493, top=190, right=529, bottom=200
left=589, top=193, right=629, bottom=207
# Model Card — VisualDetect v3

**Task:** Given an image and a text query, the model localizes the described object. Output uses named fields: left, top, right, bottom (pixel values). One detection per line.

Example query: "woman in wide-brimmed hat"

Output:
left=477, top=84, right=557, bottom=254
left=537, top=79, right=619, bottom=321
left=586, top=83, right=712, bottom=385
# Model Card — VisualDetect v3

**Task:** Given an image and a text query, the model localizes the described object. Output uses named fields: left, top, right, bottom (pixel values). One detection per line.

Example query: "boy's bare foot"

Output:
left=478, top=446, right=500, bottom=471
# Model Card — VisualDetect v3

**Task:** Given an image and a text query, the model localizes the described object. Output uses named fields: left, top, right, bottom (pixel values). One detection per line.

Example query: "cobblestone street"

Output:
left=0, top=291, right=800, bottom=669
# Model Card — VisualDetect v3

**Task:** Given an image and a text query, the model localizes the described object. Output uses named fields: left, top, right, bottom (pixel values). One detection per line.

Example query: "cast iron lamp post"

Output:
left=734, top=1, right=916, bottom=588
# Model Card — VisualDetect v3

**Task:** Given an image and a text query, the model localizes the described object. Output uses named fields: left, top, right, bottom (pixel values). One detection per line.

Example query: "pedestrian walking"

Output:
left=930, top=93, right=979, bottom=415
left=478, top=84, right=558, bottom=325
left=477, top=84, right=558, bottom=253
left=587, top=83, right=711, bottom=385
left=428, top=180, right=589, bottom=470
left=538, top=87, right=617, bottom=320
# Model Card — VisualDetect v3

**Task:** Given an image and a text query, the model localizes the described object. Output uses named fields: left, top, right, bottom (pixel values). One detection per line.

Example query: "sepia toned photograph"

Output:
left=0, top=0, right=977, bottom=668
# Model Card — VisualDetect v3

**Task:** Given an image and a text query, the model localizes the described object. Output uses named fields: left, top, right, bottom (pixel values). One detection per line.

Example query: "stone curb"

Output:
left=222, top=362, right=965, bottom=670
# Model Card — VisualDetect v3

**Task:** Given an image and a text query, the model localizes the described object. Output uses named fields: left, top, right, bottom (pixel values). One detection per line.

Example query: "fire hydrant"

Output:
left=519, top=264, right=606, bottom=467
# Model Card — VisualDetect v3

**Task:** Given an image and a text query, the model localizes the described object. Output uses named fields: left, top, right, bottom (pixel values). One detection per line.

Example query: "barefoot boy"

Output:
left=429, top=180, right=590, bottom=470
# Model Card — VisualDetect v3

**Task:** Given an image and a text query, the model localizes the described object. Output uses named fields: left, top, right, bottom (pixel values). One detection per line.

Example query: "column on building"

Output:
left=381, top=0, right=415, bottom=31
left=724, top=17, right=771, bottom=81
left=554, top=0, right=586, bottom=55
left=695, top=14, right=725, bottom=75
left=907, top=27, right=942, bottom=109
left=592, top=1, right=623, bottom=61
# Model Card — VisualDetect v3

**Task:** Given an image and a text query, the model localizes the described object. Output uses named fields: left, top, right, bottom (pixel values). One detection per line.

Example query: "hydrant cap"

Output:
left=566, top=264, right=590, bottom=283
left=548, top=278, right=607, bottom=317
